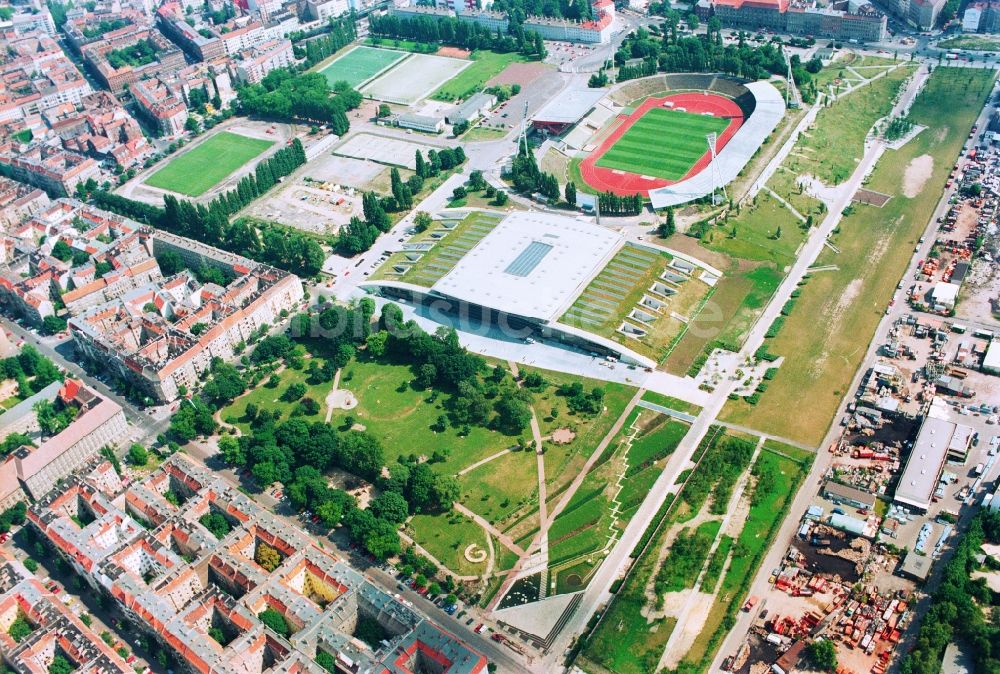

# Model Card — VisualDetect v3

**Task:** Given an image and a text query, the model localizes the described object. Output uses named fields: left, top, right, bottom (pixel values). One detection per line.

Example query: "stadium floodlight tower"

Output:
left=706, top=132, right=726, bottom=205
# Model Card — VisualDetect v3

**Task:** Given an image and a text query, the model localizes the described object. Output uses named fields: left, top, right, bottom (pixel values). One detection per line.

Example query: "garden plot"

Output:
left=333, top=133, right=436, bottom=170
left=361, top=53, right=471, bottom=105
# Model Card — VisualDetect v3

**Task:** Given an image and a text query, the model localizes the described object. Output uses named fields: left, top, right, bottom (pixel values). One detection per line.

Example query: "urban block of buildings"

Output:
left=962, top=1, right=1000, bottom=31
left=80, top=25, right=186, bottom=94
left=0, top=378, right=126, bottom=511
left=0, top=550, right=133, bottom=674
left=27, top=455, right=488, bottom=674
left=696, top=0, right=888, bottom=43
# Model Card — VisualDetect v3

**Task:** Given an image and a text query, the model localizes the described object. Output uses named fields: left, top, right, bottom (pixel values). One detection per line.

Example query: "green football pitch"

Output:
left=595, top=108, right=730, bottom=181
left=317, top=46, right=406, bottom=88
left=145, top=132, right=274, bottom=197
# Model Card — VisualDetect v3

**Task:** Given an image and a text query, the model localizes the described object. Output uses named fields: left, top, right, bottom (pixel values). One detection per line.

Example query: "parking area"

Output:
left=333, top=132, right=438, bottom=170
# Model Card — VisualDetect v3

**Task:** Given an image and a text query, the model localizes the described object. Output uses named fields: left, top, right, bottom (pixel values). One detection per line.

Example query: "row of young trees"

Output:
left=368, top=13, right=546, bottom=58
left=293, top=16, right=358, bottom=67
left=93, top=140, right=325, bottom=277
left=598, top=191, right=644, bottom=216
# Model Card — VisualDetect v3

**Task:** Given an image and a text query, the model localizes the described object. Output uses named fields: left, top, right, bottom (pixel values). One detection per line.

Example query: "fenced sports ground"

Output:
left=317, top=46, right=406, bottom=88
left=360, top=53, right=471, bottom=105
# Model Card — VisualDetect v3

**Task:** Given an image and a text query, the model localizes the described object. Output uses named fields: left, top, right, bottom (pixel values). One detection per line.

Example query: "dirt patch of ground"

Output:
left=551, top=428, right=576, bottom=444
left=437, top=45, right=470, bottom=58
left=0, top=379, right=18, bottom=405
left=902, top=154, right=934, bottom=198
left=486, top=62, right=547, bottom=87
left=812, top=278, right=863, bottom=377
left=661, top=591, right=716, bottom=668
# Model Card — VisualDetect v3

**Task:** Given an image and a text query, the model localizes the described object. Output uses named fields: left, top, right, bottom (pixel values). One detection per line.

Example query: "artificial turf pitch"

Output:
left=145, top=132, right=274, bottom=197
left=595, top=108, right=730, bottom=181
left=317, top=46, right=406, bottom=88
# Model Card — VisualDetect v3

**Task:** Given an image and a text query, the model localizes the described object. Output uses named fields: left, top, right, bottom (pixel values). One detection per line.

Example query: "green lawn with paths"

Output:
left=721, top=68, right=997, bottom=446
left=406, top=512, right=490, bottom=577
left=222, top=364, right=332, bottom=430
left=145, top=132, right=274, bottom=197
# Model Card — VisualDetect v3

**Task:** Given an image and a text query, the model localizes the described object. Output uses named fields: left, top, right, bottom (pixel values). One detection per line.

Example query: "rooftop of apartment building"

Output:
left=80, top=27, right=183, bottom=81
left=130, top=77, right=187, bottom=119
left=0, top=143, right=97, bottom=181
left=27, top=455, right=487, bottom=674
left=67, top=225, right=297, bottom=379
left=63, top=8, right=150, bottom=47
left=0, top=551, right=133, bottom=674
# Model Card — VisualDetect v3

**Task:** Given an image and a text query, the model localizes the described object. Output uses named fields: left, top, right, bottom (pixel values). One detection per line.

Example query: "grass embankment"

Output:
left=722, top=67, right=997, bottom=446
left=548, top=409, right=690, bottom=592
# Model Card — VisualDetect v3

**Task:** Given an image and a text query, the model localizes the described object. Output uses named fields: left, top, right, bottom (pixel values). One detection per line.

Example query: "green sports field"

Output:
left=145, top=132, right=274, bottom=197
left=595, top=108, right=729, bottom=181
left=317, top=46, right=406, bottom=88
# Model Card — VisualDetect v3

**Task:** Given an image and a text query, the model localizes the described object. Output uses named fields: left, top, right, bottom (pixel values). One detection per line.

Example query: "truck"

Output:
left=946, top=52, right=959, bottom=60
left=743, top=596, right=759, bottom=612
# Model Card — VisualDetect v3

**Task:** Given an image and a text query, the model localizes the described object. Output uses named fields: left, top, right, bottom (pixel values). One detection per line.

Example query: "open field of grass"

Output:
left=560, top=243, right=710, bottom=363
left=595, top=108, right=729, bottom=180
left=371, top=211, right=503, bottom=286
left=145, top=132, right=273, bottom=197
left=674, top=449, right=812, bottom=671
left=700, top=190, right=811, bottom=268
left=721, top=67, right=997, bottom=446
left=316, top=45, right=405, bottom=87
left=431, top=50, right=534, bottom=101
left=406, top=511, right=490, bottom=577
left=789, top=63, right=914, bottom=185
left=459, top=449, right=538, bottom=526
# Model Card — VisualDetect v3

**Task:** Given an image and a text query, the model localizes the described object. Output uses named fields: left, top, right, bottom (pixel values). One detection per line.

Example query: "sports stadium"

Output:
left=536, top=74, right=785, bottom=208
left=362, top=210, right=722, bottom=367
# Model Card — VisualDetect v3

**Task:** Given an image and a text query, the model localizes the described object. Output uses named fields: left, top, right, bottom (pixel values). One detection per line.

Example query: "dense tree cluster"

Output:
left=368, top=14, right=545, bottom=59
left=508, top=144, right=560, bottom=199
left=168, top=399, right=217, bottom=441
left=293, top=17, right=358, bottom=67
left=613, top=22, right=821, bottom=96
left=900, top=512, right=1000, bottom=674
left=598, top=191, right=644, bottom=216
left=0, top=346, right=62, bottom=402
left=0, top=502, right=26, bottom=533
left=92, top=141, right=325, bottom=277
left=239, top=72, right=359, bottom=133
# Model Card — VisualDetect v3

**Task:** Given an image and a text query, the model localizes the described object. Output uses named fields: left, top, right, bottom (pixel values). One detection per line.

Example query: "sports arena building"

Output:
left=362, top=211, right=719, bottom=368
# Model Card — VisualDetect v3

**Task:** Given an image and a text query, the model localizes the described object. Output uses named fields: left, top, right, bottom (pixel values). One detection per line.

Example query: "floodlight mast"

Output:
left=707, top=132, right=726, bottom=205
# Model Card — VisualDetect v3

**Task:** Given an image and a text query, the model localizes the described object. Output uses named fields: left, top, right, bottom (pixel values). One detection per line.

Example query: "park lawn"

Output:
left=767, top=167, right=825, bottom=220
left=316, top=45, right=405, bottom=87
left=700, top=190, right=809, bottom=268
left=458, top=449, right=538, bottom=526
left=145, top=132, right=274, bottom=197
left=221, top=364, right=332, bottom=430
left=431, top=50, right=532, bottom=101
left=327, top=359, right=514, bottom=473
left=596, top=108, right=729, bottom=181
left=406, top=511, right=490, bottom=577
left=721, top=67, right=997, bottom=446
left=662, top=265, right=783, bottom=375
left=640, top=391, right=701, bottom=416
left=676, top=449, right=810, bottom=671
left=462, top=125, right=508, bottom=142
left=788, top=63, right=914, bottom=185
left=547, top=476, right=613, bottom=567
left=555, top=559, right=598, bottom=594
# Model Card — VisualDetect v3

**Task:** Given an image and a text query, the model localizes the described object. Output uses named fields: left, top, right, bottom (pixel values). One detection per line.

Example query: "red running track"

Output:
left=579, top=92, right=744, bottom=197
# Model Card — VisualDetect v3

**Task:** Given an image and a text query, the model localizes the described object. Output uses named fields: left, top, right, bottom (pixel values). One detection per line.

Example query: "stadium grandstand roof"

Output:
left=649, top=80, right=785, bottom=209
left=430, top=211, right=623, bottom=322
left=531, top=87, right=610, bottom=126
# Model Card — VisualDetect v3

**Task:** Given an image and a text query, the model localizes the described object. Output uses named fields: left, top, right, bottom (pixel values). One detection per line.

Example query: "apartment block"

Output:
left=0, top=33, right=92, bottom=125
left=0, top=177, right=50, bottom=230
left=0, top=378, right=126, bottom=510
left=69, top=229, right=303, bottom=402
left=703, top=0, right=887, bottom=41
left=157, top=2, right=226, bottom=61
left=28, top=455, right=488, bottom=674
left=46, top=91, right=154, bottom=169
left=233, top=39, right=295, bottom=84
left=131, top=78, right=189, bottom=137
left=0, top=145, right=100, bottom=197
left=81, top=27, right=186, bottom=93
left=0, top=550, right=132, bottom=674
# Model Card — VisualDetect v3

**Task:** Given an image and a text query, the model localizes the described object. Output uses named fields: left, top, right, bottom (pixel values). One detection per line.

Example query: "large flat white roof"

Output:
left=531, top=87, right=610, bottom=125
left=895, top=414, right=954, bottom=511
left=431, top=211, right=623, bottom=322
